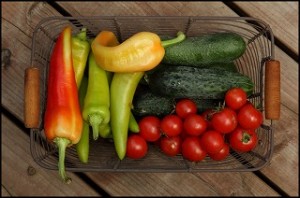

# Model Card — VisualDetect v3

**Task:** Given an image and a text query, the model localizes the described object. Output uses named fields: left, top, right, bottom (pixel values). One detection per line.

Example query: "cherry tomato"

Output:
left=183, top=114, right=207, bottom=136
left=229, top=126, right=258, bottom=152
left=199, top=130, right=225, bottom=154
left=126, top=134, right=148, bottom=159
left=211, top=107, right=238, bottom=134
left=209, top=143, right=230, bottom=161
left=160, top=136, right=182, bottom=157
left=237, top=103, right=263, bottom=130
left=160, top=114, right=183, bottom=137
left=181, top=136, right=206, bottom=162
left=175, top=98, right=197, bottom=119
left=225, top=88, right=247, bottom=110
left=139, top=116, right=161, bottom=142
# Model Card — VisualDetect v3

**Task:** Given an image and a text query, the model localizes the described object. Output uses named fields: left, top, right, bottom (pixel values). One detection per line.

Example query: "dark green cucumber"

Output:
left=162, top=32, right=246, bottom=66
left=189, top=98, right=224, bottom=113
left=146, top=65, right=254, bottom=99
left=202, top=62, right=238, bottom=72
left=132, top=85, right=175, bottom=117
left=133, top=85, right=224, bottom=116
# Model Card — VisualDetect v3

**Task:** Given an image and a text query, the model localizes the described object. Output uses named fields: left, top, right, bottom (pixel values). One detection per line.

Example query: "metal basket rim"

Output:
left=30, top=15, right=275, bottom=172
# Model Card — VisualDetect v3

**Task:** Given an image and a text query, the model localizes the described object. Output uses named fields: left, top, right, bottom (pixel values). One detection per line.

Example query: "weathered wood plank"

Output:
left=1, top=115, right=100, bottom=196
left=273, top=46, right=298, bottom=114
left=2, top=186, right=11, bottom=197
left=56, top=1, right=186, bottom=16
left=233, top=1, right=298, bottom=55
left=86, top=172, right=279, bottom=196
left=1, top=2, right=61, bottom=121
left=87, top=172, right=218, bottom=196
left=260, top=105, right=299, bottom=196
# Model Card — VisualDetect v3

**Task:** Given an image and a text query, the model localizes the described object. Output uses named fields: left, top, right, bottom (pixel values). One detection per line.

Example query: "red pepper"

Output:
left=44, top=26, right=83, bottom=184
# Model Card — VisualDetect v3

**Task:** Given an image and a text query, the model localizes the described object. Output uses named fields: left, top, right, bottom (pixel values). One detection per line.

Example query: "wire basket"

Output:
left=30, top=16, right=276, bottom=172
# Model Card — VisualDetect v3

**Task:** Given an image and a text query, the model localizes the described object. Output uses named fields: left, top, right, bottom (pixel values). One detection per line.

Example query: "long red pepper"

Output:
left=44, top=26, right=83, bottom=184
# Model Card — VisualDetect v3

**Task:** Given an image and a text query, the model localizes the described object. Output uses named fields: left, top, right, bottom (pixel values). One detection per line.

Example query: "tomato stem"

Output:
left=241, top=132, right=251, bottom=143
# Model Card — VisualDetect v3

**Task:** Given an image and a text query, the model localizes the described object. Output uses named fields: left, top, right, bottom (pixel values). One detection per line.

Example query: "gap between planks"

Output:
left=223, top=1, right=298, bottom=62
left=1, top=107, right=111, bottom=197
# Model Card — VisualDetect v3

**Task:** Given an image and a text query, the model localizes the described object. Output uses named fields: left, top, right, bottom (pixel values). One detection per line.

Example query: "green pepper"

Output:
left=72, top=28, right=90, bottom=88
left=76, top=76, right=90, bottom=163
left=82, top=52, right=110, bottom=140
left=99, top=123, right=111, bottom=138
left=128, top=112, right=139, bottom=133
left=98, top=110, right=139, bottom=138
left=110, top=72, right=144, bottom=159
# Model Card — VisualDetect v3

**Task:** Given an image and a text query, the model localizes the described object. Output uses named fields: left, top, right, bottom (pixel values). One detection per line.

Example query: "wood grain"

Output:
left=260, top=105, right=299, bottom=196
left=1, top=114, right=100, bottom=196
left=85, top=172, right=279, bottom=196
left=234, top=1, right=299, bottom=55
left=1, top=186, right=11, bottom=197
left=1, top=2, right=61, bottom=121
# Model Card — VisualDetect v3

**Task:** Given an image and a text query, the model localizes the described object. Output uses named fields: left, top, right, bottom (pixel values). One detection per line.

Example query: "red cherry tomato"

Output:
left=126, top=134, right=148, bottom=159
left=209, top=143, right=230, bottom=161
left=211, top=107, right=238, bottom=134
left=160, top=114, right=183, bottom=137
left=183, top=114, right=207, bottom=136
left=229, top=126, right=258, bottom=152
left=225, top=88, right=247, bottom=110
left=160, top=136, right=182, bottom=157
left=237, top=103, right=263, bottom=130
left=181, top=136, right=206, bottom=162
left=199, top=130, right=225, bottom=154
left=139, top=116, right=161, bottom=142
left=175, top=98, right=197, bottom=119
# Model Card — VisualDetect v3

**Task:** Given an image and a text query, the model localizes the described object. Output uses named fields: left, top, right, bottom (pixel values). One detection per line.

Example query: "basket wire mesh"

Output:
left=30, top=16, right=275, bottom=172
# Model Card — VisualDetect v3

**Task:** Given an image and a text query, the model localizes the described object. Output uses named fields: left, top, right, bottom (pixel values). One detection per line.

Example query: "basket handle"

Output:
left=24, top=67, right=40, bottom=128
left=264, top=60, right=280, bottom=120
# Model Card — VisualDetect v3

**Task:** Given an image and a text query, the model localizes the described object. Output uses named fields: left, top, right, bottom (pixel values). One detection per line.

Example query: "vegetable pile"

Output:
left=132, top=88, right=263, bottom=162
left=44, top=26, right=261, bottom=183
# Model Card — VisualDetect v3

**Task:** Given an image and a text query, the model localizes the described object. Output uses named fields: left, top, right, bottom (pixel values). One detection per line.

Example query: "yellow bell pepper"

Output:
left=91, top=31, right=185, bottom=73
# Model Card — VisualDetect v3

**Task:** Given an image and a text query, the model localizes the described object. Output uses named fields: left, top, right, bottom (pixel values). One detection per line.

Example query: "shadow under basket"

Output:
left=29, top=16, right=278, bottom=172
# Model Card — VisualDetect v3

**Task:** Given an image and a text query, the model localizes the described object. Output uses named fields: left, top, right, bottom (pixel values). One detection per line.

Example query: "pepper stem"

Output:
left=77, top=28, right=87, bottom=41
left=161, top=31, right=186, bottom=48
left=54, top=137, right=72, bottom=184
left=89, top=114, right=103, bottom=140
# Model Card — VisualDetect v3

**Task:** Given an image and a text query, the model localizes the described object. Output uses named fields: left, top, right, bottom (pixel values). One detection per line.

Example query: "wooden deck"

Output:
left=1, top=2, right=298, bottom=196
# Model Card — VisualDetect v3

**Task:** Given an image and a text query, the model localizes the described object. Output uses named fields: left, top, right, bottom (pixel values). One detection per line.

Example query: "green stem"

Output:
left=242, top=132, right=251, bottom=143
left=161, top=31, right=186, bottom=48
left=89, top=114, right=103, bottom=140
left=77, top=28, right=87, bottom=41
left=54, top=137, right=72, bottom=184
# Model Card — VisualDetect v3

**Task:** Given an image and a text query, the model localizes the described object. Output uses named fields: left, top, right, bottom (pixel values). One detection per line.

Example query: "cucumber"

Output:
left=132, top=85, right=224, bottom=116
left=146, top=65, right=254, bottom=99
left=189, top=98, right=223, bottom=113
left=162, top=32, right=246, bottom=66
left=132, top=85, right=175, bottom=117
left=202, top=62, right=238, bottom=72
